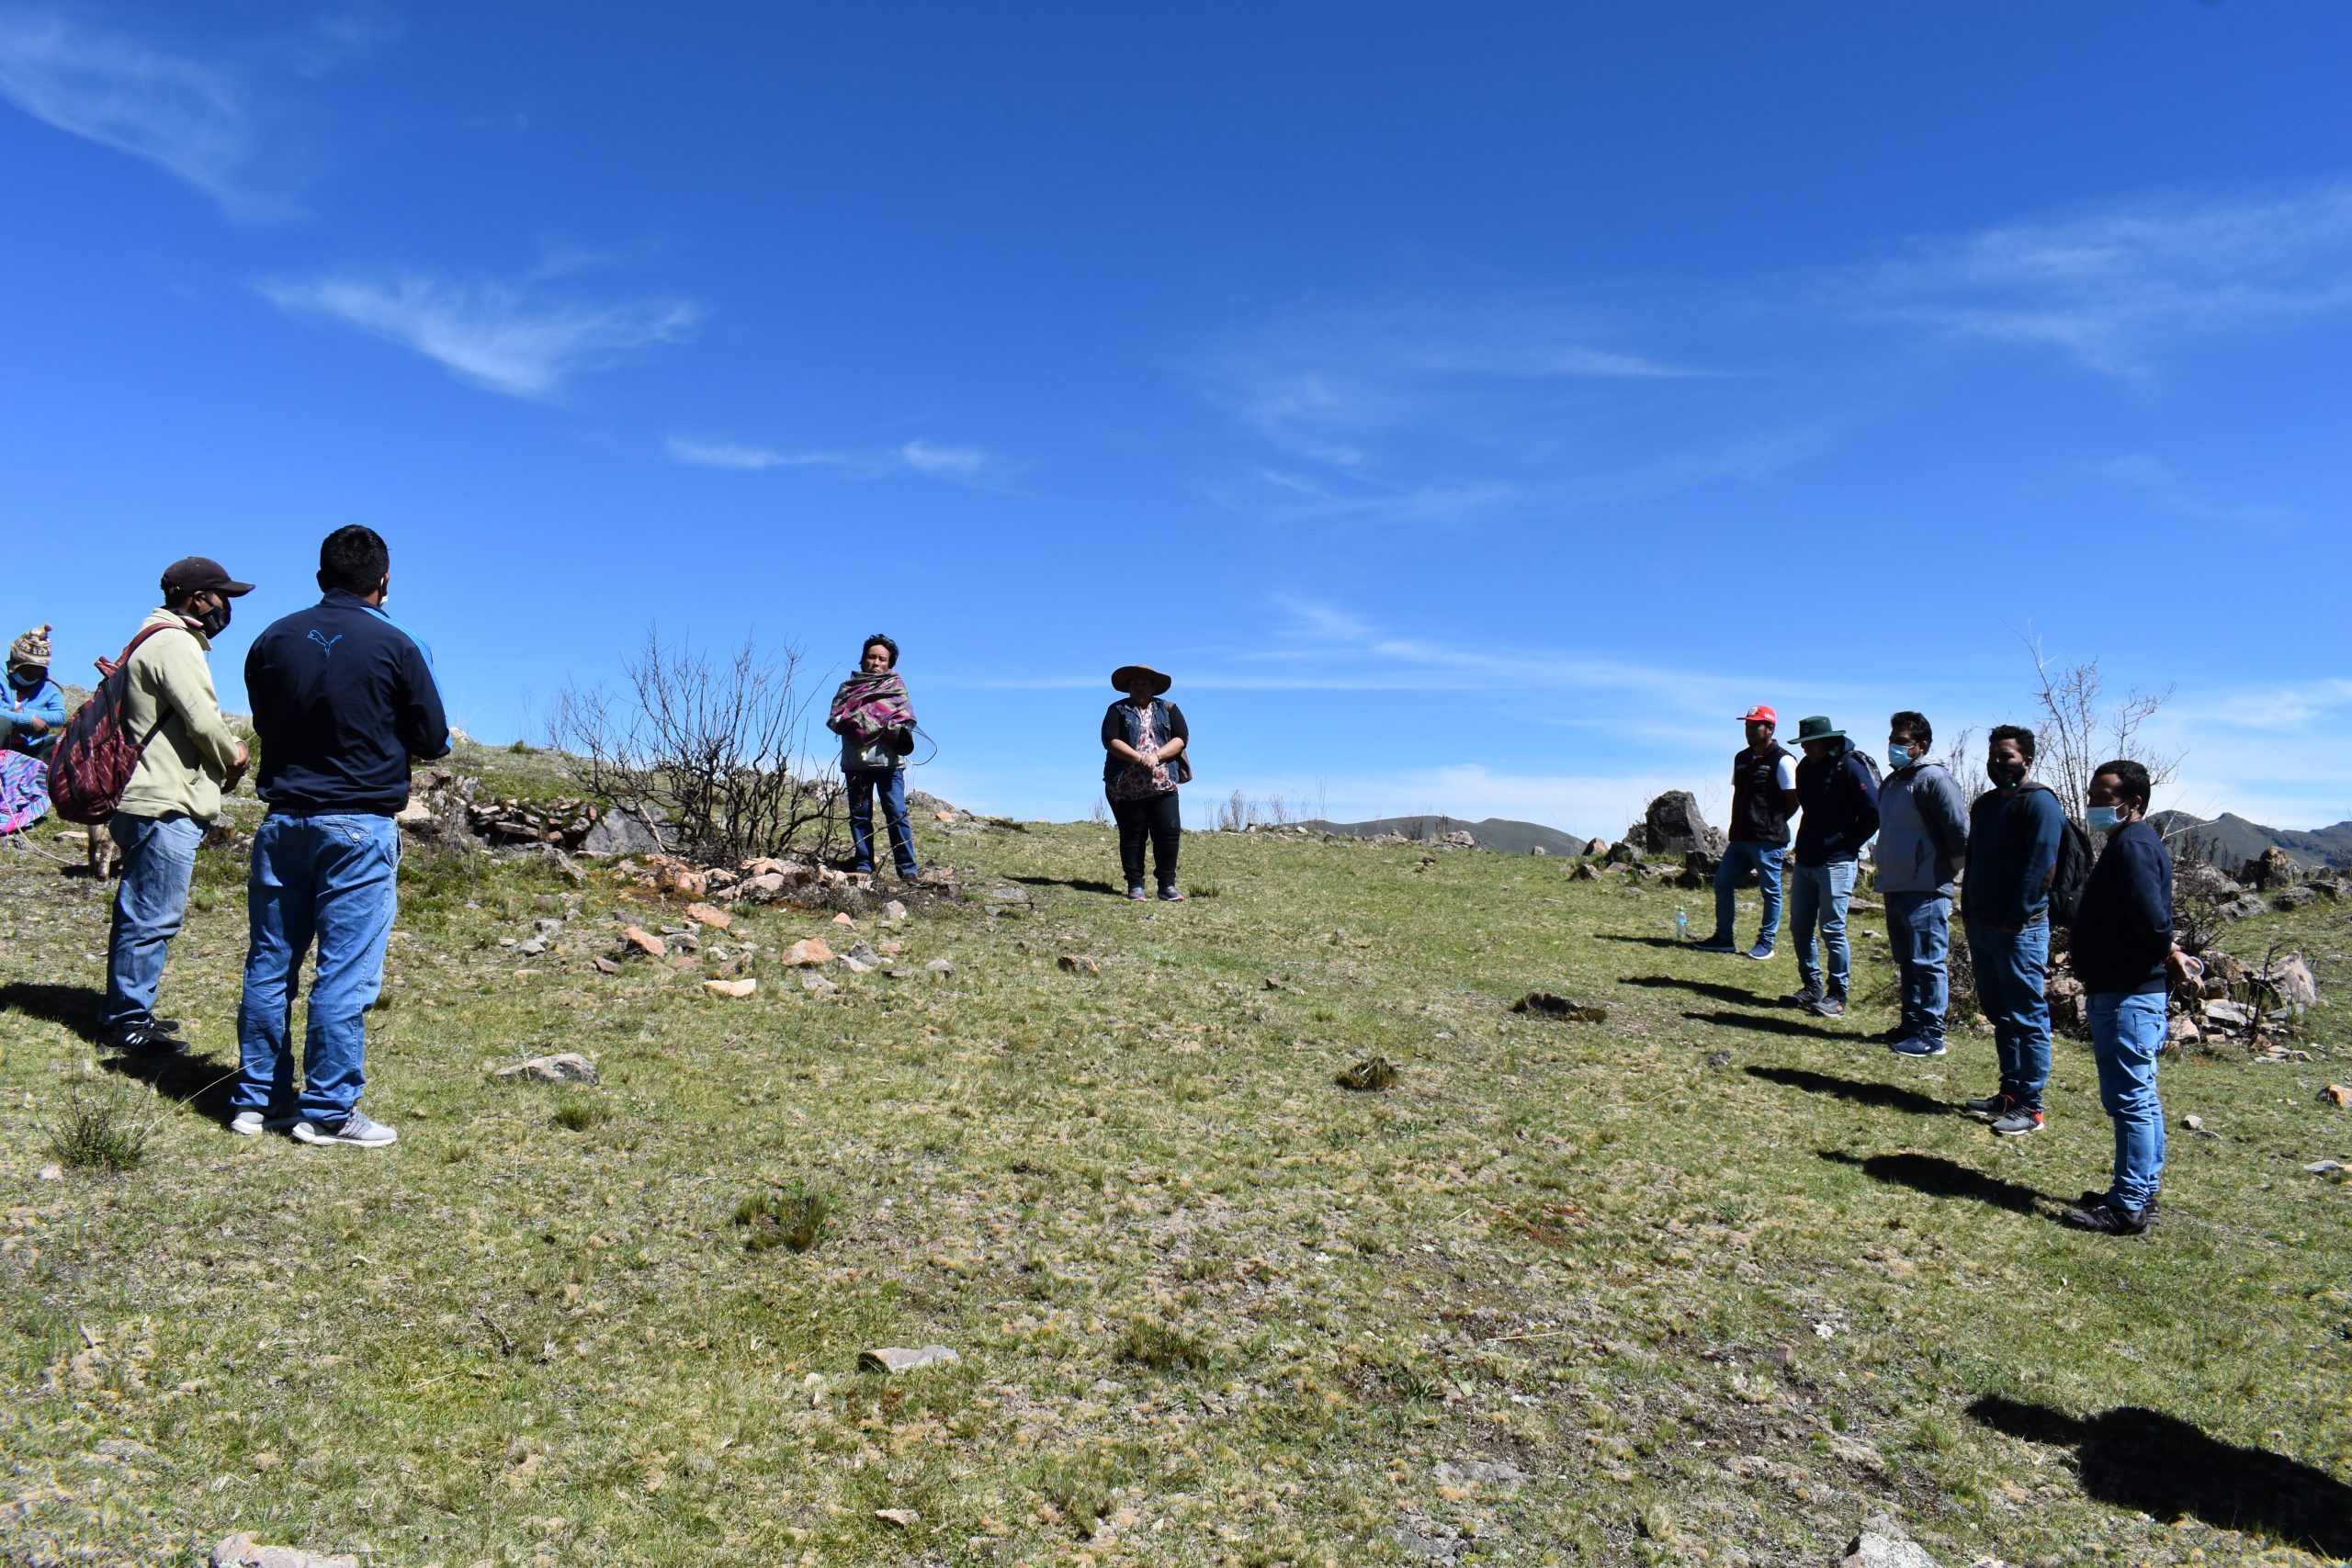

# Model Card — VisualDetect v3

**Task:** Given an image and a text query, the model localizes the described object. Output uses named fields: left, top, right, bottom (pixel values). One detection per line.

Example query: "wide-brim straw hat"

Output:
left=1111, top=664, right=1172, bottom=696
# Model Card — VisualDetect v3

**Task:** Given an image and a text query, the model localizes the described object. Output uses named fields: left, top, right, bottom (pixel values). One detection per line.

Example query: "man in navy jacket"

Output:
left=230, top=525, right=449, bottom=1147
left=1783, top=715, right=1880, bottom=1019
left=2059, top=759, right=2190, bottom=1235
left=1960, top=725, right=2066, bottom=1136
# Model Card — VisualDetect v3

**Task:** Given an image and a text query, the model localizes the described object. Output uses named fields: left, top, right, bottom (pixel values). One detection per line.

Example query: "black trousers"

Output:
left=1109, top=790, right=1181, bottom=890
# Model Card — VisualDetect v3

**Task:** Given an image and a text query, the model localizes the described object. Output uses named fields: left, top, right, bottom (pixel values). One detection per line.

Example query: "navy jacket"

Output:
left=1962, top=784, right=2065, bottom=930
left=246, top=591, right=451, bottom=815
left=2069, top=819, right=2175, bottom=996
left=1792, top=743, right=1881, bottom=866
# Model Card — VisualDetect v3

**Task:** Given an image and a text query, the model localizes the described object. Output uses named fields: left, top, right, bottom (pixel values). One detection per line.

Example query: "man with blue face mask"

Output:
left=1957, top=725, right=2066, bottom=1135
left=2059, top=759, right=2191, bottom=1236
left=1875, top=712, right=1969, bottom=1056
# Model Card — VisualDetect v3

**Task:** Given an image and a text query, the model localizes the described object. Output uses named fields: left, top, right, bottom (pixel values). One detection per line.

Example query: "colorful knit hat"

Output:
left=7, top=625, right=50, bottom=671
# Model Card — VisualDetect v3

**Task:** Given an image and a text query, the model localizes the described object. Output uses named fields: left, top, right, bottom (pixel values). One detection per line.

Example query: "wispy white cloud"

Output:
left=2079, top=454, right=2295, bottom=529
left=262, top=274, right=698, bottom=398
left=0, top=12, right=256, bottom=210
left=1860, top=185, right=2352, bottom=374
left=664, top=433, right=995, bottom=482
left=899, top=438, right=989, bottom=479
left=664, top=436, right=869, bottom=473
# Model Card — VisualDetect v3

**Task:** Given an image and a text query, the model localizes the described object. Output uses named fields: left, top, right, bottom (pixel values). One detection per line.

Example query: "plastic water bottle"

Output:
left=1675, top=907, right=1690, bottom=940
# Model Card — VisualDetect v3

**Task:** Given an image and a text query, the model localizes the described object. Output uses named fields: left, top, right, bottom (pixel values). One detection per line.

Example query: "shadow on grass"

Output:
left=1006, top=875, right=1123, bottom=897
left=1747, top=1066, right=1947, bottom=1117
left=100, top=1048, right=241, bottom=1127
left=1969, top=1396, right=2352, bottom=1557
left=1683, top=1008, right=1850, bottom=1042
left=0, top=981, right=107, bottom=1044
left=1595, top=934, right=1707, bottom=951
left=1623, top=974, right=1771, bottom=1007
left=1817, top=1150, right=2045, bottom=1215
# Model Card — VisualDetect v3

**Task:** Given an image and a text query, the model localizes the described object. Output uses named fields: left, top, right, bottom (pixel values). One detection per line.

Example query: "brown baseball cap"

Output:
left=161, top=557, right=255, bottom=598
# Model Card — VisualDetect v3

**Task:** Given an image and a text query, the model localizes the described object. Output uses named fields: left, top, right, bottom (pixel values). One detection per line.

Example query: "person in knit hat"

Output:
left=4, top=625, right=64, bottom=760
left=1, top=624, right=67, bottom=835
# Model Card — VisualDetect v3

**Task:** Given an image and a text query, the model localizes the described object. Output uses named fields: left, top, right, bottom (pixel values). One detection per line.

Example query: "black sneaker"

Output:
left=1781, top=984, right=1826, bottom=1008
left=100, top=1021, right=184, bottom=1055
left=1989, top=1107, right=2045, bottom=1136
left=2059, top=1201, right=2150, bottom=1235
left=1808, top=994, right=1847, bottom=1019
left=2077, top=1190, right=2161, bottom=1224
left=1964, top=1090, right=2018, bottom=1117
left=1690, top=937, right=1738, bottom=954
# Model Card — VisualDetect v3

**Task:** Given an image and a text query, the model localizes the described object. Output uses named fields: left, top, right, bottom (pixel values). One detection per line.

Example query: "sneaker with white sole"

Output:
left=1745, top=942, right=1776, bottom=962
left=292, top=1110, right=398, bottom=1147
left=227, top=1110, right=300, bottom=1137
left=1988, top=1107, right=2045, bottom=1137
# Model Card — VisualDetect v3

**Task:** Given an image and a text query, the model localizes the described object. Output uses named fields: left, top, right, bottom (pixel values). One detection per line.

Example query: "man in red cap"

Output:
left=99, top=556, right=254, bottom=1052
left=1692, top=705, right=1799, bottom=960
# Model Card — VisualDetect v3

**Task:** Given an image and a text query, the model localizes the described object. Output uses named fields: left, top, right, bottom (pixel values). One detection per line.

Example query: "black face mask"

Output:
left=1987, top=759, right=2028, bottom=790
left=194, top=599, right=232, bottom=639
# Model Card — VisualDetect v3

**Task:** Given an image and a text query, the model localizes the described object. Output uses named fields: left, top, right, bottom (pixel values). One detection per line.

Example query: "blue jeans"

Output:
left=233, top=814, right=400, bottom=1121
left=103, top=812, right=207, bottom=1027
left=1967, top=919, right=2052, bottom=1110
left=2088, top=991, right=2166, bottom=1212
left=845, top=766, right=919, bottom=877
left=1710, top=840, right=1785, bottom=947
left=1884, top=890, right=1953, bottom=1043
left=1789, top=860, right=1858, bottom=996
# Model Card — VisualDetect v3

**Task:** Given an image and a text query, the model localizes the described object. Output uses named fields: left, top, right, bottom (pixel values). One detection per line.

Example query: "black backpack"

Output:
left=2014, top=784, right=2095, bottom=928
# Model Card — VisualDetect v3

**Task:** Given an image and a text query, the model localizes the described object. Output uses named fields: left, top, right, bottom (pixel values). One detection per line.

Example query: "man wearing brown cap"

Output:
left=99, top=557, right=254, bottom=1053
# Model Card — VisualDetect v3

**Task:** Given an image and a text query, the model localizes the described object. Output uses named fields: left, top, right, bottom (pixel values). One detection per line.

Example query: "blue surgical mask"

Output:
left=1887, top=744, right=1914, bottom=770
left=2087, top=805, right=2126, bottom=833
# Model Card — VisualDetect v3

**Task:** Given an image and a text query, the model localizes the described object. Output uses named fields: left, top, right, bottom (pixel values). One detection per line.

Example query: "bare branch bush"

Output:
left=549, top=628, right=841, bottom=863
left=1216, top=790, right=1260, bottom=833
left=2020, top=630, right=2179, bottom=821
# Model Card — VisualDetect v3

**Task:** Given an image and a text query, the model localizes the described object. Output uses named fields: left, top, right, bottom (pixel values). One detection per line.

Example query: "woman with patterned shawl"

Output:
left=2, top=624, right=67, bottom=835
left=826, top=634, right=922, bottom=881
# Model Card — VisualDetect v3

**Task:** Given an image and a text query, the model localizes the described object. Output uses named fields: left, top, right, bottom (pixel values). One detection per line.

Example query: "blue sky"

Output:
left=5, top=3, right=2348, bottom=835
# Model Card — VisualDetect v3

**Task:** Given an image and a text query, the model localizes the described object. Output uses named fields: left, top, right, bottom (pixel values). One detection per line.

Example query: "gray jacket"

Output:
left=1874, top=760, right=1969, bottom=895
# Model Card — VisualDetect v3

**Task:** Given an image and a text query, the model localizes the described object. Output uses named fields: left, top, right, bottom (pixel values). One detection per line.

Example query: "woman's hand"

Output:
left=1156, top=735, right=1184, bottom=761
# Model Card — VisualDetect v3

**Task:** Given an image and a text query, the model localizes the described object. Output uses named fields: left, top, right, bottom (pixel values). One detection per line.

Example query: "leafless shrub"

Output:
left=1216, top=790, right=1259, bottom=832
left=1090, top=797, right=1109, bottom=826
left=548, top=628, right=840, bottom=863
left=2019, top=630, right=2179, bottom=822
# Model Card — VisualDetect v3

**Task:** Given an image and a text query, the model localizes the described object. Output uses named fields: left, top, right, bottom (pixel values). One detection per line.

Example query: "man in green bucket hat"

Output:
left=1784, top=715, right=1880, bottom=1018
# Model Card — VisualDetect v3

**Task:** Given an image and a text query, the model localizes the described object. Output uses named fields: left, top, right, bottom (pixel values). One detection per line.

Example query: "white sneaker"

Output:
left=230, top=1110, right=300, bottom=1136
left=291, top=1110, right=398, bottom=1148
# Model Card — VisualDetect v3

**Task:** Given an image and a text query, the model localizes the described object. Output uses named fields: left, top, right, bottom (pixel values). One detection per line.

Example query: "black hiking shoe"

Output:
left=2059, top=1201, right=2151, bottom=1235
left=1781, top=984, right=1826, bottom=1008
left=1808, top=994, right=1847, bottom=1019
left=1964, top=1090, right=2018, bottom=1117
left=100, top=1021, right=184, bottom=1055
left=2078, top=1190, right=2161, bottom=1224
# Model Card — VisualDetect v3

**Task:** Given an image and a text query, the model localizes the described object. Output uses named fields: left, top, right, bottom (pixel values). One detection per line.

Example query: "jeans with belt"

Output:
left=103, top=812, right=207, bottom=1027
left=233, top=812, right=400, bottom=1122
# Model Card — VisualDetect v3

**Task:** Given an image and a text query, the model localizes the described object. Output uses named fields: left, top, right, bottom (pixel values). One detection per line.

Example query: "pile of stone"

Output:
left=2177, top=854, right=2346, bottom=924
left=1619, top=792, right=1727, bottom=859
left=394, top=768, right=607, bottom=852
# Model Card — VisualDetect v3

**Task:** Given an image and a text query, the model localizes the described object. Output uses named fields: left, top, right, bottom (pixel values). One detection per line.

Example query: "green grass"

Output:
left=2, top=792, right=2348, bottom=1568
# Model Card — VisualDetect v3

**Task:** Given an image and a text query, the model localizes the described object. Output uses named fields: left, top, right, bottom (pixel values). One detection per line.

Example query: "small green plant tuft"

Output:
left=1336, top=1055, right=1398, bottom=1092
left=733, top=1180, right=835, bottom=1253
left=1115, top=1318, right=1210, bottom=1371
left=44, top=1094, right=151, bottom=1175
left=549, top=1097, right=610, bottom=1132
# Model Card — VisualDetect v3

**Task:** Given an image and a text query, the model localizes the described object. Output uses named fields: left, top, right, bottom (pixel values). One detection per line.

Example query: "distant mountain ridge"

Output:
left=1299, top=815, right=1590, bottom=856
left=2150, top=810, right=2352, bottom=871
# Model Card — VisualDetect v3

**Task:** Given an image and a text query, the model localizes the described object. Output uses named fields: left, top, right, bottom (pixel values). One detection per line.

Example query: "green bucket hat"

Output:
left=1793, top=716, right=1844, bottom=744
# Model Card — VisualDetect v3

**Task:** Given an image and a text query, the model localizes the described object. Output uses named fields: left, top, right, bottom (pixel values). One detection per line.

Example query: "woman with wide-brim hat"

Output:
left=1101, top=664, right=1189, bottom=900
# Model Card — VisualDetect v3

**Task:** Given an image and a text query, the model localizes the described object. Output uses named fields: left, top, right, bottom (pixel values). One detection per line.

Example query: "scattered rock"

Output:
left=209, top=1533, right=359, bottom=1568
left=873, top=1507, right=920, bottom=1529
left=579, top=805, right=665, bottom=857
left=1336, top=1056, right=1398, bottom=1092
left=2165, top=1014, right=2201, bottom=1048
left=2321, top=1085, right=2349, bottom=1107
left=668, top=953, right=699, bottom=974
left=2256, top=955, right=2319, bottom=1014
left=1839, top=1512, right=1942, bottom=1568
left=493, top=1053, right=598, bottom=1084
left=2202, top=998, right=2253, bottom=1030
left=839, top=956, right=874, bottom=974
left=2303, top=1159, right=2346, bottom=1176
left=2181, top=1113, right=2221, bottom=1139
left=2245, top=846, right=2300, bottom=890
left=858, top=1345, right=959, bottom=1373
left=1705, top=1049, right=1732, bottom=1069
left=846, top=940, right=882, bottom=965
left=926, top=958, right=956, bottom=978
left=37, top=1163, right=62, bottom=1181
left=876, top=940, right=903, bottom=957
left=593, top=956, right=621, bottom=975
left=622, top=927, right=667, bottom=959
left=799, top=973, right=838, bottom=995
left=2214, top=895, right=2269, bottom=923
left=654, top=863, right=708, bottom=899
left=1057, top=953, right=1102, bottom=976
left=2272, top=886, right=2319, bottom=911
left=1430, top=1459, right=1529, bottom=1488
left=1639, top=790, right=1727, bottom=857
left=783, top=938, right=835, bottom=967
left=704, top=977, right=757, bottom=998
left=1439, top=829, right=1476, bottom=849
left=831, top=911, right=856, bottom=928
left=1512, top=992, right=1610, bottom=1022
left=1391, top=1518, right=1467, bottom=1563
left=1568, top=863, right=1600, bottom=882
left=684, top=902, right=731, bottom=930
left=881, top=899, right=909, bottom=921
left=1606, top=841, right=1640, bottom=866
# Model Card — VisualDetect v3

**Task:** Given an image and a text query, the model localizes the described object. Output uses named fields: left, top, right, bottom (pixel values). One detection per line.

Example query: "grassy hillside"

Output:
left=3, top=753, right=2347, bottom=1568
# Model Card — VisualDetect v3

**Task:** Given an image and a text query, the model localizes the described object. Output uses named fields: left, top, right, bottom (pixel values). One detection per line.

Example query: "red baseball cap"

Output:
left=1737, top=705, right=1777, bottom=725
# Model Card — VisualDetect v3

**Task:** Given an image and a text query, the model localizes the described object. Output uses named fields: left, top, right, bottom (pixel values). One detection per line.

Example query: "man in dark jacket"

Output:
left=1782, top=716, right=1880, bottom=1018
left=1959, top=725, right=2066, bottom=1136
left=230, top=526, right=449, bottom=1147
left=1876, top=711, right=1970, bottom=1057
left=1694, top=705, right=1799, bottom=961
left=2059, top=759, right=2189, bottom=1235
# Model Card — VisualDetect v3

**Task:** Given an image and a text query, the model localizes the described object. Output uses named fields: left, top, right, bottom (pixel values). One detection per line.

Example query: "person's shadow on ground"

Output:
left=1623, top=974, right=1772, bottom=1007
left=0, top=982, right=241, bottom=1126
left=1969, top=1395, right=2352, bottom=1557
left=1006, top=875, right=1123, bottom=897
left=1816, top=1149, right=2046, bottom=1215
left=1683, top=1008, right=1850, bottom=1043
left=1747, top=1066, right=1947, bottom=1117
left=0, top=981, right=106, bottom=1044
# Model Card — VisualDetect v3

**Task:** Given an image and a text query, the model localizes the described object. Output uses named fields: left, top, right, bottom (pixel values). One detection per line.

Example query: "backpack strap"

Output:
left=94, top=621, right=185, bottom=680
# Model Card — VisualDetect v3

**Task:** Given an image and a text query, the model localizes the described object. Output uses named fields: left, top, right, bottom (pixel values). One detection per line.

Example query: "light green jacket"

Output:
left=116, top=609, right=243, bottom=821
